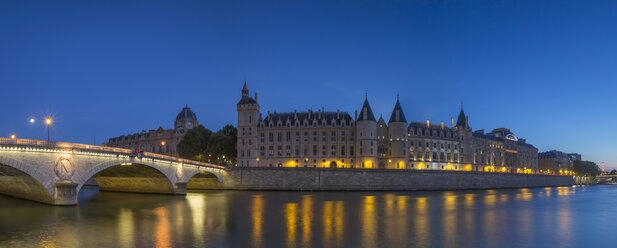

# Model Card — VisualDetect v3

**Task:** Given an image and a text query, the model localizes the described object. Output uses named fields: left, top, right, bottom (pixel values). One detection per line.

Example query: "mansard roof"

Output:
left=472, top=131, right=536, bottom=149
left=261, top=111, right=353, bottom=126
left=388, top=99, right=407, bottom=123
left=357, top=98, right=376, bottom=121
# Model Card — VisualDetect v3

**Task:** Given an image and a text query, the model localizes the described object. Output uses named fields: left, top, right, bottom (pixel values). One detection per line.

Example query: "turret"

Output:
left=387, top=97, right=408, bottom=169
left=355, top=96, right=377, bottom=168
left=455, top=104, right=473, bottom=166
left=237, top=82, right=260, bottom=167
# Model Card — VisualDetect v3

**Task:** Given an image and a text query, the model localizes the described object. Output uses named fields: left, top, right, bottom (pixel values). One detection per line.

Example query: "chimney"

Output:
left=254, top=93, right=258, bottom=103
left=451, top=117, right=454, bottom=128
left=441, top=121, right=444, bottom=129
left=466, top=116, right=469, bottom=126
left=337, top=109, right=340, bottom=119
left=426, top=119, right=430, bottom=128
left=294, top=110, right=297, bottom=119
left=308, top=109, right=312, bottom=118
left=355, top=110, right=358, bottom=121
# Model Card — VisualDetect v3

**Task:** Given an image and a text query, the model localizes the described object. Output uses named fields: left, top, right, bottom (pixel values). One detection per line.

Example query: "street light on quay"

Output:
left=45, top=117, right=52, bottom=141
left=10, top=134, right=15, bottom=139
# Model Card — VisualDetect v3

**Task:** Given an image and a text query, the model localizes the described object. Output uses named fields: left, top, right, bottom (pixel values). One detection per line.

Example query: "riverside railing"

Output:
left=0, top=138, right=225, bottom=169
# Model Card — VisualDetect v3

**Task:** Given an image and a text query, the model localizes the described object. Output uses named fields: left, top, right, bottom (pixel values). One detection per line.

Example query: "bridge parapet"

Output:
left=0, top=138, right=224, bottom=169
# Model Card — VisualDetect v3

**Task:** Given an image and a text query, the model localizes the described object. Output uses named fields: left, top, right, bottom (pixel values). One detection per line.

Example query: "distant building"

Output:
left=236, top=82, right=539, bottom=173
left=103, top=105, right=199, bottom=156
left=538, top=150, right=580, bottom=175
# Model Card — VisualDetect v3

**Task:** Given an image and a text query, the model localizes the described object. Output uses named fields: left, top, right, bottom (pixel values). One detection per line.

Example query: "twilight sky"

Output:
left=1, top=1, right=616, bottom=168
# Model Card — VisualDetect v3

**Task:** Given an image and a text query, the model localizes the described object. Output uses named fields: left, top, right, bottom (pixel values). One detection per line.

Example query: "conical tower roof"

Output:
left=388, top=99, right=407, bottom=123
left=357, top=98, right=376, bottom=121
left=455, top=105, right=468, bottom=128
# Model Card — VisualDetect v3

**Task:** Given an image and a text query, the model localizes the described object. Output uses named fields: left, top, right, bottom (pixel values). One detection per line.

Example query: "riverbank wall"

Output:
left=217, top=167, right=573, bottom=191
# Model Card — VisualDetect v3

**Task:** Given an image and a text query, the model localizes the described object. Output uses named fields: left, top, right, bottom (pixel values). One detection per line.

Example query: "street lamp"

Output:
left=45, top=117, right=52, bottom=141
left=10, top=134, right=15, bottom=139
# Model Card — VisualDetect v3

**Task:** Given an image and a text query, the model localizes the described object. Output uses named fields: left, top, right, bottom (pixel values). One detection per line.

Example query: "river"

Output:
left=0, top=185, right=615, bottom=248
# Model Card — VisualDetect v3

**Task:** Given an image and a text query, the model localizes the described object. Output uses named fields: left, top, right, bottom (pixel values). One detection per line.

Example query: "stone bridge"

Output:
left=0, top=138, right=226, bottom=205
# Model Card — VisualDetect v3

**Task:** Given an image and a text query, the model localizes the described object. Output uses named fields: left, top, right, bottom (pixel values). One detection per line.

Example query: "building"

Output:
left=538, top=150, right=580, bottom=175
left=237, top=83, right=538, bottom=173
left=103, top=105, right=199, bottom=156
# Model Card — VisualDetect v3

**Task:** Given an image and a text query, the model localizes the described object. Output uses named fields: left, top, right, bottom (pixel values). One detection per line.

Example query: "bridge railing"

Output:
left=0, top=138, right=225, bottom=169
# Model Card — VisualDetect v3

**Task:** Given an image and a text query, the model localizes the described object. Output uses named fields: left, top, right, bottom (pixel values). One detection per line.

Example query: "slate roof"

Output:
left=176, top=105, right=198, bottom=122
left=455, top=107, right=468, bottom=128
left=388, top=99, right=407, bottom=123
left=261, top=111, right=353, bottom=126
left=357, top=98, right=376, bottom=121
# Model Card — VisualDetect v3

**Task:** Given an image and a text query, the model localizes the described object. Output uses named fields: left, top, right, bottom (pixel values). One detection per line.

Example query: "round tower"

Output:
left=387, top=97, right=408, bottom=169
left=355, top=96, right=378, bottom=168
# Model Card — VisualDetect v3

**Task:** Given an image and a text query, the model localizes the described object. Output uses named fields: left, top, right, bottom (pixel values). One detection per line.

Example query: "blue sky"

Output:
left=1, top=1, right=616, bottom=168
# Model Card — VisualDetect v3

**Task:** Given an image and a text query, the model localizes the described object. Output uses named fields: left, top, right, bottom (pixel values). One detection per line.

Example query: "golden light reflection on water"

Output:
left=396, top=195, right=409, bottom=246
left=335, top=201, right=344, bottom=247
left=516, top=188, right=533, bottom=201
left=557, top=186, right=571, bottom=196
left=285, top=203, right=299, bottom=248
left=443, top=192, right=458, bottom=248
left=153, top=207, right=171, bottom=248
left=323, top=201, right=333, bottom=246
left=187, top=194, right=205, bottom=245
left=415, top=197, right=429, bottom=247
left=463, top=194, right=475, bottom=244
left=251, top=195, right=264, bottom=248
left=118, top=208, right=134, bottom=248
left=361, top=196, right=376, bottom=248
left=301, top=195, right=313, bottom=247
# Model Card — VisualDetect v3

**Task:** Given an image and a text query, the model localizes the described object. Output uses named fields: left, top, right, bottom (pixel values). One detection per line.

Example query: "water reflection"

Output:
left=414, top=197, right=429, bottom=247
left=0, top=186, right=608, bottom=248
left=153, top=207, right=171, bottom=248
left=251, top=194, right=264, bottom=248
left=118, top=208, right=134, bottom=248
left=361, top=196, right=376, bottom=248
left=301, top=195, right=313, bottom=247
left=285, top=203, right=298, bottom=247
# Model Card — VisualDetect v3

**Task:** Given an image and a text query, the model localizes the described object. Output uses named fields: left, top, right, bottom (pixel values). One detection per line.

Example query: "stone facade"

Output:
left=237, top=83, right=539, bottom=173
left=538, top=150, right=580, bottom=175
left=103, top=105, right=199, bottom=156
left=221, top=167, right=573, bottom=191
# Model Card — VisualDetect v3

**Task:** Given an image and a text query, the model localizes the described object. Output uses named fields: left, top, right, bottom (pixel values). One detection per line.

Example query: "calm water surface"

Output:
left=1, top=185, right=616, bottom=248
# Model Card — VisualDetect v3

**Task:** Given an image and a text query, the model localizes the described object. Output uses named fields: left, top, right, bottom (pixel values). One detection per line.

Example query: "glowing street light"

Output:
left=29, top=118, right=35, bottom=124
left=10, top=134, right=15, bottom=139
left=161, top=141, right=166, bottom=146
left=45, top=117, right=52, bottom=141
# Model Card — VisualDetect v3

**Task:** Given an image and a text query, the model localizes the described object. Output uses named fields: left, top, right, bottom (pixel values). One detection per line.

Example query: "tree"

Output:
left=610, top=169, right=617, bottom=175
left=177, top=124, right=237, bottom=166
left=573, top=160, right=602, bottom=176
left=177, top=125, right=213, bottom=161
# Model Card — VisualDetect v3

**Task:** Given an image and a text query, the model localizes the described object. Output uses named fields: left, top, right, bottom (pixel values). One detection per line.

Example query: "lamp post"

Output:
left=45, top=118, right=52, bottom=141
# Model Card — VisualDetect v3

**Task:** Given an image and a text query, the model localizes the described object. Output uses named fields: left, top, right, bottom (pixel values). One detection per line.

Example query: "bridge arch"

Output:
left=0, top=156, right=53, bottom=204
left=185, top=170, right=223, bottom=190
left=77, top=160, right=178, bottom=194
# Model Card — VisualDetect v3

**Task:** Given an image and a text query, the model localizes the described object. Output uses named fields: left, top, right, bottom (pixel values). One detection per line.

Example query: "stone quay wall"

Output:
left=219, top=167, right=574, bottom=191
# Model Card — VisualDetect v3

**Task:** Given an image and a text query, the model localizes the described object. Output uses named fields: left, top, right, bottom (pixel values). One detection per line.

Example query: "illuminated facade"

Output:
left=237, top=83, right=538, bottom=172
left=103, top=105, right=199, bottom=156
left=538, top=150, right=580, bottom=175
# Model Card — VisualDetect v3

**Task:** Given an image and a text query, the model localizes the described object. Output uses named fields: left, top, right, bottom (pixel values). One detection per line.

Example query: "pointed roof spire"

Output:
left=455, top=103, right=468, bottom=128
left=388, top=97, right=407, bottom=123
left=357, top=97, right=376, bottom=121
